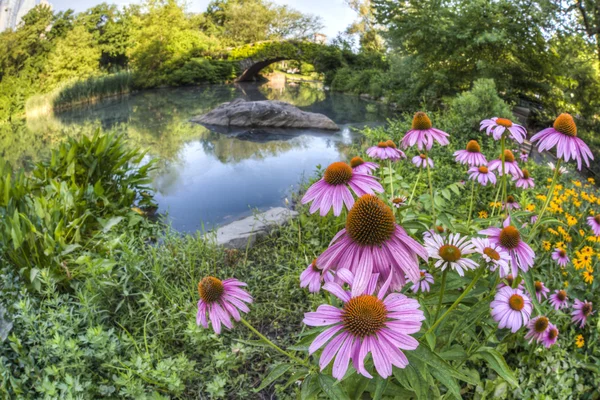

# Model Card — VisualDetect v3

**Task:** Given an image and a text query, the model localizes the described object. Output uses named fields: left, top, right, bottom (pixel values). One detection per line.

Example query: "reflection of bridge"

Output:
left=227, top=41, right=331, bottom=82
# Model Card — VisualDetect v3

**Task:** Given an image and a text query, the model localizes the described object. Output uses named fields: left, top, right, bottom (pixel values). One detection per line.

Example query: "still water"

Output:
left=11, top=81, right=392, bottom=232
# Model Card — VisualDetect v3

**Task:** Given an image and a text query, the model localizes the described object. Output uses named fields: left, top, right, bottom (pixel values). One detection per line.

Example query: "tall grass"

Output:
left=25, top=72, right=134, bottom=117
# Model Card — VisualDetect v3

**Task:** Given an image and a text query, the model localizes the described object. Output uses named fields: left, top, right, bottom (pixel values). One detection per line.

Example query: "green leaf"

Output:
left=429, top=365, right=462, bottom=399
left=473, top=347, right=519, bottom=387
left=94, top=180, right=105, bottom=196
left=255, top=364, right=293, bottom=392
left=411, top=344, right=478, bottom=385
left=318, top=374, right=350, bottom=400
left=301, top=375, right=321, bottom=400
left=394, top=364, right=428, bottom=399
left=100, top=216, right=123, bottom=233
left=373, top=377, right=388, bottom=400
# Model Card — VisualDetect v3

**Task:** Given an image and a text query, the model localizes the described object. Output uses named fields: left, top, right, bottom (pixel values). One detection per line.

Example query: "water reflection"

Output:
left=10, top=81, right=392, bottom=231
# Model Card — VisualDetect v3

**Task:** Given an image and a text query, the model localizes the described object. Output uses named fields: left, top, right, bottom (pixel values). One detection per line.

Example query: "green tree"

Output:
left=45, top=25, right=102, bottom=86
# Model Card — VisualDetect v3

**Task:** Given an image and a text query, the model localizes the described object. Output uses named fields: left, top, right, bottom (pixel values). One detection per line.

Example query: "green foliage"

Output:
left=168, top=59, right=241, bottom=86
left=0, top=130, right=156, bottom=290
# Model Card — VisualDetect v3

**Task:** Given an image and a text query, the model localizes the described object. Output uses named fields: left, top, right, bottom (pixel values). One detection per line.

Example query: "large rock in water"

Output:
left=191, top=98, right=339, bottom=131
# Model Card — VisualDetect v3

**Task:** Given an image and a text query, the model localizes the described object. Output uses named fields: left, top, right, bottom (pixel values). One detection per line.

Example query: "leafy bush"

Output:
left=168, top=59, right=241, bottom=86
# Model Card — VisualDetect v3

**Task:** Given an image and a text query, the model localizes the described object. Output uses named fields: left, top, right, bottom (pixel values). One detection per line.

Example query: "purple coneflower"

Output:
left=534, top=281, right=550, bottom=303
left=503, top=195, right=520, bottom=211
left=412, top=154, right=433, bottom=169
left=479, top=217, right=535, bottom=276
left=350, top=156, right=379, bottom=175
left=410, top=270, right=434, bottom=293
left=424, top=233, right=478, bottom=276
left=549, top=289, right=568, bottom=310
left=468, top=165, right=496, bottom=186
left=196, top=277, right=252, bottom=334
left=491, top=286, right=532, bottom=332
left=303, top=270, right=424, bottom=379
left=519, top=150, right=529, bottom=162
left=300, top=259, right=334, bottom=293
left=551, top=248, right=569, bottom=267
left=401, top=112, right=449, bottom=150
left=587, top=215, right=600, bottom=236
left=514, top=169, right=535, bottom=189
left=488, top=150, right=523, bottom=177
left=301, top=161, right=383, bottom=217
left=366, top=140, right=405, bottom=161
left=541, top=324, right=559, bottom=348
left=572, top=299, right=594, bottom=328
left=480, top=117, right=527, bottom=143
left=525, top=315, right=550, bottom=343
left=472, top=237, right=510, bottom=277
left=453, top=140, right=487, bottom=166
left=317, top=195, right=428, bottom=296
left=531, top=113, right=594, bottom=170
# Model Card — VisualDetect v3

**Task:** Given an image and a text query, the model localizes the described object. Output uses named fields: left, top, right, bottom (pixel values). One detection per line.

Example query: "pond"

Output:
left=4, top=81, right=393, bottom=232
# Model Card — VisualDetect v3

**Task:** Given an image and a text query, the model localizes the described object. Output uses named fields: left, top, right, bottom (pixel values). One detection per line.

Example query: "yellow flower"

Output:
left=564, top=281, right=569, bottom=287
left=581, top=246, right=595, bottom=255
left=575, top=334, right=585, bottom=348
left=573, top=258, right=584, bottom=270
left=574, top=200, right=582, bottom=208
left=536, top=194, right=547, bottom=201
left=525, top=203, right=536, bottom=212
left=583, top=271, right=594, bottom=284
left=548, top=228, right=559, bottom=236
left=587, top=236, right=598, bottom=243
left=562, top=270, right=568, bottom=276
left=542, top=241, right=551, bottom=251
left=579, top=229, right=585, bottom=237
left=565, top=214, right=577, bottom=226
left=555, top=241, right=565, bottom=249
left=572, top=180, right=582, bottom=187
left=564, top=234, right=572, bottom=243
left=588, top=177, right=596, bottom=185
left=489, top=201, right=502, bottom=208
left=585, top=264, right=594, bottom=273
left=478, top=210, right=488, bottom=219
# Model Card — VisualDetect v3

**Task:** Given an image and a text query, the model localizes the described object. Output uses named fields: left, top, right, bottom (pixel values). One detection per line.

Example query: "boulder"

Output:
left=208, top=207, right=298, bottom=249
left=191, top=98, right=339, bottom=131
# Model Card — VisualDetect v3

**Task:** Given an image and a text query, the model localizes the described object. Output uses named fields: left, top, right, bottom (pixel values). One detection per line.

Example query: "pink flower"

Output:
left=572, top=299, right=594, bottom=328
left=472, top=237, right=510, bottom=277
left=196, top=277, right=252, bottom=334
left=317, top=195, right=428, bottom=296
left=549, top=289, right=568, bottom=310
left=350, top=156, right=379, bottom=175
left=514, top=169, right=535, bottom=189
left=301, top=161, right=383, bottom=217
left=303, top=270, right=424, bottom=379
left=468, top=165, right=497, bottom=186
left=519, top=151, right=529, bottom=162
left=410, top=270, right=434, bottom=293
left=503, top=195, right=520, bottom=211
left=491, top=286, right=532, bottom=332
left=525, top=316, right=550, bottom=343
left=551, top=248, right=569, bottom=267
left=480, top=117, right=527, bottom=143
left=401, top=112, right=449, bottom=150
left=530, top=113, right=594, bottom=170
left=479, top=217, right=535, bottom=277
left=366, top=141, right=406, bottom=161
left=391, top=196, right=407, bottom=208
left=541, top=323, right=559, bottom=348
left=534, top=281, right=550, bottom=303
left=453, top=140, right=487, bottom=166
left=587, top=215, right=600, bottom=236
left=424, top=232, right=478, bottom=276
left=488, top=150, right=523, bottom=177
left=412, top=154, right=433, bottom=169
left=300, top=259, right=334, bottom=293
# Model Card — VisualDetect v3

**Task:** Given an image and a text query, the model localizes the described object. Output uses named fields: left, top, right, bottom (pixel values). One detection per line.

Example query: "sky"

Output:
left=48, top=0, right=356, bottom=39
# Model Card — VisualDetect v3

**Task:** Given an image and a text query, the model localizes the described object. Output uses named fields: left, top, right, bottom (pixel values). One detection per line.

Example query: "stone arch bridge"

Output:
left=227, top=41, right=332, bottom=82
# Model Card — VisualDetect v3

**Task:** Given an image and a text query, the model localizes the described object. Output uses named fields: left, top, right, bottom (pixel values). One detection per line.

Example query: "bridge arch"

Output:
left=227, top=41, right=334, bottom=82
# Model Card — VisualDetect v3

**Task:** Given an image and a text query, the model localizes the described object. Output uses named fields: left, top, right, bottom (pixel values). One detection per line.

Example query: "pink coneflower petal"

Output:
left=471, top=237, right=510, bottom=277
left=491, top=286, right=532, bottom=332
left=412, top=154, right=434, bottom=169
left=587, top=215, right=600, bottom=236
left=479, top=217, right=535, bottom=276
left=302, top=162, right=383, bottom=217
left=424, top=232, right=478, bottom=276
left=530, top=114, right=594, bottom=170
left=480, top=117, right=527, bottom=143
left=571, top=299, right=594, bottom=328
left=549, top=289, right=568, bottom=310
left=534, top=281, right=550, bottom=303
left=401, top=112, right=449, bottom=150
left=196, top=277, right=253, bottom=334
left=409, top=269, right=434, bottom=293
left=514, top=169, right=535, bottom=189
left=551, top=248, right=569, bottom=267
left=468, top=165, right=497, bottom=186
left=454, top=140, right=487, bottom=166
left=525, top=315, right=551, bottom=344
left=304, top=270, right=424, bottom=380
left=488, top=150, right=523, bottom=178
left=541, top=323, right=559, bottom=348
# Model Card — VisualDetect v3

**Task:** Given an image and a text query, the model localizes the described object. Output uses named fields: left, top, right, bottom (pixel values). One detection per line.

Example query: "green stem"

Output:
left=425, top=152, right=436, bottom=225
left=388, top=159, right=394, bottom=196
left=467, top=179, right=476, bottom=228
left=528, top=159, right=562, bottom=241
left=432, top=269, right=448, bottom=324
left=501, top=137, right=507, bottom=217
left=240, top=318, right=308, bottom=366
left=408, top=169, right=422, bottom=205
left=428, top=266, right=485, bottom=334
